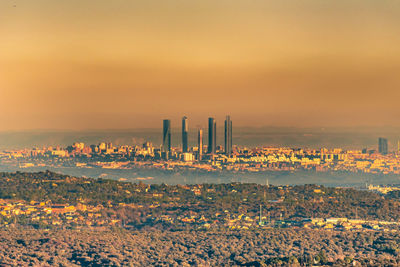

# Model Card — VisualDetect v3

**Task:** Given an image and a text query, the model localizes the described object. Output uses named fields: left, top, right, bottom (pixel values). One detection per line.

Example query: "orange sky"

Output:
left=1, top=0, right=400, bottom=130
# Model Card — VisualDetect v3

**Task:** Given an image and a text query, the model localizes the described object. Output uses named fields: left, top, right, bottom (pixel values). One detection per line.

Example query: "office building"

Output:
left=208, top=117, right=216, bottom=153
left=378, top=137, right=388, bottom=155
left=182, top=152, right=194, bottom=162
left=198, top=128, right=203, bottom=160
left=182, top=116, right=188, bottom=153
left=224, top=115, right=232, bottom=155
left=162, top=119, right=171, bottom=152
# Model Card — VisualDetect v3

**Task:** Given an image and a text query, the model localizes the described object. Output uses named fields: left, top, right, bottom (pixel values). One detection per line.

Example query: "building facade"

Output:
left=224, top=115, right=232, bottom=155
left=379, top=137, right=388, bottom=155
left=198, top=128, right=203, bottom=160
left=162, top=119, right=171, bottom=153
left=208, top=118, right=216, bottom=154
left=182, top=116, right=188, bottom=153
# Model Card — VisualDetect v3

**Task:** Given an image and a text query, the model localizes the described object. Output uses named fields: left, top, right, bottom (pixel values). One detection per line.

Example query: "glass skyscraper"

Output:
left=162, top=119, right=171, bottom=152
left=224, top=115, right=232, bottom=155
left=182, top=116, right=188, bottom=153
left=208, top=117, right=216, bottom=154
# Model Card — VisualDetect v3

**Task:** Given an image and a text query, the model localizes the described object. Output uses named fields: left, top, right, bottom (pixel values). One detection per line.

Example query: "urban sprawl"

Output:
left=1, top=117, right=400, bottom=175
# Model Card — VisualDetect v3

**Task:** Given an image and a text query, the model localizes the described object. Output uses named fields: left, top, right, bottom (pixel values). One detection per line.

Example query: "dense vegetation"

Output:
left=1, top=228, right=400, bottom=266
left=0, top=171, right=399, bottom=222
left=1, top=171, right=400, bottom=266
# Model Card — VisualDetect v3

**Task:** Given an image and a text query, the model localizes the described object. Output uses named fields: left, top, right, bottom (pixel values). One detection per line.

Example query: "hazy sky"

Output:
left=1, top=0, right=400, bottom=130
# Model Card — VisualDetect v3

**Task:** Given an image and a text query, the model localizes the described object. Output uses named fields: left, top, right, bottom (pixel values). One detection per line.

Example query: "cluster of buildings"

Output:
left=297, top=217, right=399, bottom=231
left=222, top=215, right=400, bottom=232
left=1, top=180, right=399, bottom=232
left=149, top=186, right=400, bottom=232
left=367, top=184, right=400, bottom=194
left=3, top=145, right=400, bottom=176
left=0, top=199, right=120, bottom=228
left=161, top=116, right=233, bottom=160
left=3, top=198, right=395, bottom=232
left=136, top=184, right=400, bottom=232
left=1, top=118, right=400, bottom=175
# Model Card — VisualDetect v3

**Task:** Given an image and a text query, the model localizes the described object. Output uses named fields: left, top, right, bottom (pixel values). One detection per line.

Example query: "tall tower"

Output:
left=224, top=115, right=232, bottom=155
left=182, top=116, right=188, bottom=153
left=378, top=137, right=388, bottom=155
left=208, top=118, right=216, bottom=154
left=398, top=140, right=400, bottom=154
left=162, top=119, right=171, bottom=152
left=198, top=128, right=203, bottom=160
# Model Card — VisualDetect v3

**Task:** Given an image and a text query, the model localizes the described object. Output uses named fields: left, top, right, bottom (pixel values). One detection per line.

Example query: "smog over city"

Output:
left=1, top=1, right=400, bottom=266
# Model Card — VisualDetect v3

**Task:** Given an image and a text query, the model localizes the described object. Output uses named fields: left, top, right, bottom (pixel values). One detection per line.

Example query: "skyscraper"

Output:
left=224, top=115, right=232, bottom=156
left=198, top=128, right=203, bottom=160
left=378, top=137, right=388, bottom=155
left=208, top=117, right=216, bottom=154
left=162, top=119, right=171, bottom=153
left=398, top=140, right=400, bottom=154
left=182, top=116, right=188, bottom=153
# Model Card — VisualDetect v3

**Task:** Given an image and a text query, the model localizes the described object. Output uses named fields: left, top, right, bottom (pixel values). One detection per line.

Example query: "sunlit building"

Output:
left=198, top=128, right=203, bottom=160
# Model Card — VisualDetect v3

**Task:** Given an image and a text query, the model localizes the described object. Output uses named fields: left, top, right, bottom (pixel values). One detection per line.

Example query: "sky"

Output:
left=1, top=0, right=400, bottom=130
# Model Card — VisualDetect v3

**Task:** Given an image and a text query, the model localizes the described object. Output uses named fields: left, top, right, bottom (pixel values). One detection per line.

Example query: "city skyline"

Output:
left=2, top=1, right=400, bottom=264
left=3, top=134, right=400, bottom=178
left=160, top=117, right=398, bottom=157
left=166, top=118, right=396, bottom=155
left=166, top=116, right=230, bottom=154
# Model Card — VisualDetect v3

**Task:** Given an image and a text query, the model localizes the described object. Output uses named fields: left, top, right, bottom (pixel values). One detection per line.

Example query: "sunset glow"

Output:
left=1, top=0, right=400, bottom=129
